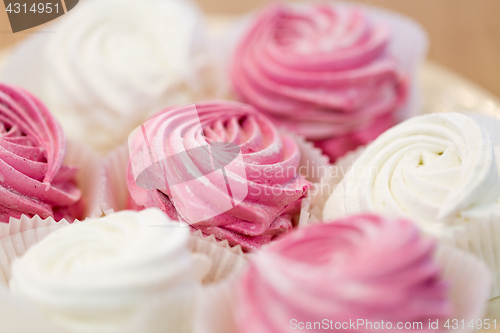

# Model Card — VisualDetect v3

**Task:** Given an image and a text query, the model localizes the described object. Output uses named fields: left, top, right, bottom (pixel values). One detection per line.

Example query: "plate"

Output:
left=420, top=61, right=500, bottom=118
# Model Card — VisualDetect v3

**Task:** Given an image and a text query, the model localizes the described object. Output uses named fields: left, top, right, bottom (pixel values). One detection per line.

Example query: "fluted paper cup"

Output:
left=435, top=245, right=492, bottom=330
left=188, top=230, right=247, bottom=284
left=99, top=143, right=130, bottom=213
left=299, top=145, right=365, bottom=226
left=64, top=140, right=103, bottom=219
left=194, top=276, right=240, bottom=333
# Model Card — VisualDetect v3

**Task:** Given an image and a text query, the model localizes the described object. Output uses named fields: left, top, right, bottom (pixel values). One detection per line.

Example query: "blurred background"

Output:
left=1, top=0, right=499, bottom=97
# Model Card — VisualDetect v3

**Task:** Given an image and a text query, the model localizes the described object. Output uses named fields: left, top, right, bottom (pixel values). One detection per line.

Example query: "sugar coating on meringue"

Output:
left=0, top=83, right=82, bottom=222
left=1, top=0, right=223, bottom=153
left=236, top=214, right=452, bottom=333
left=324, top=112, right=500, bottom=235
left=10, top=208, right=209, bottom=333
left=231, top=3, right=409, bottom=161
left=126, top=101, right=311, bottom=251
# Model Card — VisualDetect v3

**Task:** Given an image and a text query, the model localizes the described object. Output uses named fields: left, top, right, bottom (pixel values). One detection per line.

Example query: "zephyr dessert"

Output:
left=322, top=112, right=500, bottom=297
left=1, top=0, right=223, bottom=153
left=231, top=2, right=427, bottom=161
left=0, top=83, right=83, bottom=223
left=8, top=209, right=211, bottom=333
left=126, top=101, right=311, bottom=251
left=235, top=214, right=490, bottom=333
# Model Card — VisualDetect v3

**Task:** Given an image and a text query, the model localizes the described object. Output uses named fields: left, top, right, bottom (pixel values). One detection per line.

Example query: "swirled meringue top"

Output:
left=0, top=83, right=82, bottom=222
left=10, top=208, right=208, bottom=333
left=126, top=101, right=311, bottom=251
left=1, top=0, right=222, bottom=153
left=236, top=214, right=451, bottom=333
left=231, top=3, right=408, bottom=161
left=324, top=113, right=500, bottom=234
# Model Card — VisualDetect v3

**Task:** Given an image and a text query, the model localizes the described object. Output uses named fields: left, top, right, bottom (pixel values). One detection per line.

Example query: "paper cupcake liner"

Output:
left=439, top=216, right=500, bottom=300
left=193, top=275, right=240, bottom=333
left=284, top=131, right=332, bottom=229
left=465, top=112, right=500, bottom=146
left=65, top=140, right=103, bottom=219
left=0, top=223, right=72, bottom=285
left=188, top=230, right=248, bottom=285
left=286, top=131, right=331, bottom=184
left=0, top=215, right=74, bottom=249
left=188, top=231, right=245, bottom=333
left=299, top=145, right=366, bottom=226
left=100, top=143, right=130, bottom=213
left=0, top=140, right=101, bottom=240
left=435, top=245, right=492, bottom=330
left=346, top=1, right=428, bottom=121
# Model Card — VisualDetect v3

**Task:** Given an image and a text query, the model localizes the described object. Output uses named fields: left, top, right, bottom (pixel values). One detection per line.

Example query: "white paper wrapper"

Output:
left=64, top=140, right=103, bottom=219
left=0, top=223, right=71, bottom=285
left=194, top=276, right=240, bottom=333
left=286, top=131, right=331, bottom=184
left=351, top=1, right=428, bottom=121
left=99, top=143, right=130, bottom=213
left=299, top=145, right=365, bottom=226
left=465, top=112, right=500, bottom=145
left=435, top=245, right=492, bottom=331
left=0, top=140, right=101, bottom=239
left=440, top=216, right=500, bottom=301
left=0, top=214, right=248, bottom=333
left=190, top=225, right=247, bottom=333
left=188, top=230, right=247, bottom=284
